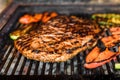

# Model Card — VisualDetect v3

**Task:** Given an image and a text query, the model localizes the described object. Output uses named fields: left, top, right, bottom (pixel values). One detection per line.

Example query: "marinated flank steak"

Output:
left=14, top=16, right=102, bottom=62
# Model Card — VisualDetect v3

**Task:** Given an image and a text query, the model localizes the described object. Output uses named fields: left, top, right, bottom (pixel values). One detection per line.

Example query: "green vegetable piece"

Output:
left=91, top=15, right=96, bottom=20
left=98, top=21, right=113, bottom=26
left=21, top=25, right=32, bottom=34
left=10, top=34, right=20, bottom=40
left=9, top=30, right=21, bottom=40
left=98, top=21, right=107, bottom=25
left=9, top=25, right=32, bottom=40
left=115, top=63, right=120, bottom=69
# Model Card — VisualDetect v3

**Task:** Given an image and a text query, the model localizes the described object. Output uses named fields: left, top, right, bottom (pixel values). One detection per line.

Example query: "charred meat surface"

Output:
left=14, top=15, right=102, bottom=62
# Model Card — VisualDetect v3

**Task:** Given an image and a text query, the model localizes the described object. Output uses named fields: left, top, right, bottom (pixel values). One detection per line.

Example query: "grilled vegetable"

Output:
left=84, top=47, right=118, bottom=69
left=92, top=14, right=120, bottom=19
left=42, top=12, right=58, bottom=23
left=86, top=47, right=100, bottom=63
left=94, top=48, right=116, bottom=62
left=9, top=25, right=32, bottom=40
left=10, top=30, right=21, bottom=40
left=84, top=34, right=120, bottom=69
left=98, top=21, right=113, bottom=26
left=85, top=29, right=120, bottom=69
left=92, top=13, right=120, bottom=27
left=19, top=14, right=43, bottom=24
left=84, top=56, right=116, bottom=69
left=115, top=63, right=120, bottom=69
left=19, top=12, right=58, bottom=24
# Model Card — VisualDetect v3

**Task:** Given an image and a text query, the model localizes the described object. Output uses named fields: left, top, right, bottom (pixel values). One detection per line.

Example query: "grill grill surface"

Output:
left=0, top=3, right=120, bottom=79
left=1, top=21, right=120, bottom=76
left=0, top=41, right=120, bottom=75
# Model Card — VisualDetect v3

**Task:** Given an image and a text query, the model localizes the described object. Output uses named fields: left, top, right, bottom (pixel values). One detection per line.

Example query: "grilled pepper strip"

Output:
left=86, top=47, right=100, bottom=63
left=94, top=48, right=116, bottom=62
left=84, top=47, right=119, bottom=69
left=19, top=12, right=58, bottom=24
left=19, top=14, right=43, bottom=24
left=84, top=56, right=116, bottom=69
left=42, top=12, right=58, bottom=23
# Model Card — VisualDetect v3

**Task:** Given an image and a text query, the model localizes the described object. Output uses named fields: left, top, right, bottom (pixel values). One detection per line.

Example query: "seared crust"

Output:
left=14, top=15, right=101, bottom=62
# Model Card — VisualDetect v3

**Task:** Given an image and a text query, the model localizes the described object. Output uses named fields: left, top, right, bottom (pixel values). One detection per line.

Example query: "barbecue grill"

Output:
left=0, top=0, right=120, bottom=79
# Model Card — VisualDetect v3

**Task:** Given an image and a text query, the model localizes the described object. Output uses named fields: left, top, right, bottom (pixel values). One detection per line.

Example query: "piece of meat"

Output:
left=14, top=15, right=101, bottom=62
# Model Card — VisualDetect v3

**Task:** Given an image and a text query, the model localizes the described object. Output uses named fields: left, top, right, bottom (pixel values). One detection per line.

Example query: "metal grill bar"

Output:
left=33, top=61, right=39, bottom=75
left=37, top=62, right=42, bottom=75
left=14, top=55, right=23, bottom=75
left=71, top=59, right=74, bottom=75
left=56, top=63, right=60, bottom=75
left=11, top=53, right=22, bottom=75
left=0, top=45, right=13, bottom=74
left=18, top=57, right=27, bottom=75
left=60, top=62, right=64, bottom=74
left=64, top=62, right=67, bottom=75
left=26, top=60, right=33, bottom=75
left=44, top=63, right=50, bottom=75
left=4, top=48, right=16, bottom=75
left=41, top=63, right=46, bottom=75
left=48, top=63, right=52, bottom=75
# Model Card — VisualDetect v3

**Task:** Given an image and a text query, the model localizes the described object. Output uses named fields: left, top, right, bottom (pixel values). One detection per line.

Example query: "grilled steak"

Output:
left=14, top=15, right=102, bottom=62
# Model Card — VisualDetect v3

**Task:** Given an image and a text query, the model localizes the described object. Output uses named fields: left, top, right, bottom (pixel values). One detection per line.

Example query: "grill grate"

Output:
left=1, top=23, right=120, bottom=76
left=0, top=37, right=120, bottom=75
left=1, top=4, right=120, bottom=80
